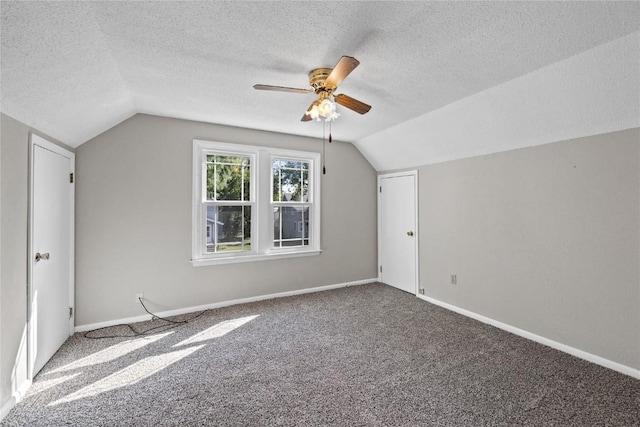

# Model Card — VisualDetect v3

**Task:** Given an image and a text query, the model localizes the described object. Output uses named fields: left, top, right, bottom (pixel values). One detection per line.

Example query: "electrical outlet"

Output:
left=419, top=288, right=425, bottom=295
left=450, top=274, right=457, bottom=285
left=135, top=293, right=144, bottom=303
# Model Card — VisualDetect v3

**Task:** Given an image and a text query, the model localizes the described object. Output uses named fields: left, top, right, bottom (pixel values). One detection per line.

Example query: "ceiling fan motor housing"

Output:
left=309, top=68, right=336, bottom=92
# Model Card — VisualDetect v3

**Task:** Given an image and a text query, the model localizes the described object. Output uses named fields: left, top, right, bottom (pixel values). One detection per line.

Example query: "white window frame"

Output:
left=271, top=155, right=314, bottom=252
left=192, top=140, right=321, bottom=266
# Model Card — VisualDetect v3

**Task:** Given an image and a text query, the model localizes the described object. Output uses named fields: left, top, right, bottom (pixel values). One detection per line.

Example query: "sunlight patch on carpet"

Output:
left=173, top=315, right=259, bottom=347
left=29, top=373, right=82, bottom=397
left=48, top=344, right=204, bottom=406
left=47, top=332, right=174, bottom=375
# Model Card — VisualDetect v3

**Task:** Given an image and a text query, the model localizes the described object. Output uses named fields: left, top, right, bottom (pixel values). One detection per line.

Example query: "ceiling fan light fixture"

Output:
left=306, top=103, right=320, bottom=120
left=318, top=98, right=335, bottom=115
left=306, top=98, right=339, bottom=121
left=316, top=98, right=339, bottom=121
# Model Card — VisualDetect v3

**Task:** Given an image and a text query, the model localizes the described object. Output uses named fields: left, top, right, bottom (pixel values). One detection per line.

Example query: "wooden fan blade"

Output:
left=253, top=84, right=312, bottom=94
left=334, top=94, right=371, bottom=114
left=325, top=56, right=360, bottom=89
left=301, top=100, right=318, bottom=122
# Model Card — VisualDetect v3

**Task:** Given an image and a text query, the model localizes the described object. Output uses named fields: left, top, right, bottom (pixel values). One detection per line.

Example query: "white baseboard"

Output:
left=417, top=294, right=640, bottom=379
left=0, top=379, right=32, bottom=422
left=75, top=278, right=377, bottom=333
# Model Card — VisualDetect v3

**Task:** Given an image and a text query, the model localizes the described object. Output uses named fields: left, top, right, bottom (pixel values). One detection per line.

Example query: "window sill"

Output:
left=191, top=249, right=322, bottom=267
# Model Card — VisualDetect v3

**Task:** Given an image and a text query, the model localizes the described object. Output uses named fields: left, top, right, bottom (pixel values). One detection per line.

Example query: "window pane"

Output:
left=273, top=205, right=309, bottom=248
left=206, top=205, right=251, bottom=253
left=243, top=165, right=250, bottom=202
left=272, top=167, right=280, bottom=202
left=212, top=155, right=249, bottom=165
left=206, top=155, right=251, bottom=201
left=206, top=163, right=215, bottom=200
left=302, top=169, right=308, bottom=201
left=273, top=159, right=309, bottom=202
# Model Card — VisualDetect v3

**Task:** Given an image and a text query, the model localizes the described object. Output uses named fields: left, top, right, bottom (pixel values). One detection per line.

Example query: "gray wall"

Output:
left=0, top=113, right=73, bottom=414
left=75, top=114, right=378, bottom=326
left=1, top=111, right=3, bottom=415
left=1, top=113, right=30, bottom=414
left=418, top=128, right=639, bottom=369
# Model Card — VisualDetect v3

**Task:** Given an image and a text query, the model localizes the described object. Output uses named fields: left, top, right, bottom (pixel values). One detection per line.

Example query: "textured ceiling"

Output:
left=1, top=1, right=639, bottom=148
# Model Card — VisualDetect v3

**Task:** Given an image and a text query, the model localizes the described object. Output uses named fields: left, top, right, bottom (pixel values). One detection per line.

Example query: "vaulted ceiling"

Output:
left=1, top=2, right=639, bottom=160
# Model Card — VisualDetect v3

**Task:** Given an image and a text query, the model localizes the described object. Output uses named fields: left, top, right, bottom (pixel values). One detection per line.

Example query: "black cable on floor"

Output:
left=83, top=298, right=208, bottom=339
left=138, top=297, right=189, bottom=324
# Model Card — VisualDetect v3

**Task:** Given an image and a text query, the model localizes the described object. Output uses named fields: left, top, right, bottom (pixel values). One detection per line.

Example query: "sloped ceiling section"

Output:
left=1, top=1, right=639, bottom=152
left=0, top=2, right=136, bottom=145
left=356, top=32, right=640, bottom=171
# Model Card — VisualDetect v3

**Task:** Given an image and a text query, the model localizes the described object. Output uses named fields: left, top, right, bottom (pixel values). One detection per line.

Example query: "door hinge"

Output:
left=69, top=173, right=74, bottom=183
left=379, top=186, right=382, bottom=193
left=69, top=307, right=73, bottom=318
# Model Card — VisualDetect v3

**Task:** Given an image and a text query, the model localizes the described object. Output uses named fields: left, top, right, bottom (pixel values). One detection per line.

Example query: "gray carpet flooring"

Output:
left=2, top=283, right=639, bottom=426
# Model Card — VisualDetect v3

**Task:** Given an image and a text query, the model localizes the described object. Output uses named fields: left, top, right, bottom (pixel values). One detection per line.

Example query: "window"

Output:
left=192, top=140, right=321, bottom=266
left=272, top=159, right=310, bottom=248
left=205, top=153, right=252, bottom=253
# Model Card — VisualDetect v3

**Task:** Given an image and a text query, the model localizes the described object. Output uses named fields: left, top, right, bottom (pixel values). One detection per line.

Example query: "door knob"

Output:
left=35, top=252, right=50, bottom=262
left=407, top=231, right=414, bottom=236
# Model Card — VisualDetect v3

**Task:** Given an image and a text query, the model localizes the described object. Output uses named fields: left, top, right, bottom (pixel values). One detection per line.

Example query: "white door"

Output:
left=29, top=134, right=75, bottom=376
left=378, top=171, right=418, bottom=294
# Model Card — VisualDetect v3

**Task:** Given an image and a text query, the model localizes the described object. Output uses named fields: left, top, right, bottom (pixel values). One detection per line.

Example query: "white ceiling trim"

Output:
left=355, top=32, right=640, bottom=172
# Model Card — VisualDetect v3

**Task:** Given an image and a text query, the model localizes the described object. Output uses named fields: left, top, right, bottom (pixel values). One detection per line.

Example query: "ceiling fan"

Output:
left=253, top=56, right=372, bottom=122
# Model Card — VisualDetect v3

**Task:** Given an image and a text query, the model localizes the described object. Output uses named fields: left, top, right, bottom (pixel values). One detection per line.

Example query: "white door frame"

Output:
left=27, top=133, right=75, bottom=379
left=377, top=170, right=420, bottom=295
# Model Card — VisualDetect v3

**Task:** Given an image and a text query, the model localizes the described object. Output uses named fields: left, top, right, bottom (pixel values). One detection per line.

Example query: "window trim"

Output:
left=202, top=149, right=256, bottom=257
left=271, top=155, right=313, bottom=251
left=192, top=140, right=321, bottom=266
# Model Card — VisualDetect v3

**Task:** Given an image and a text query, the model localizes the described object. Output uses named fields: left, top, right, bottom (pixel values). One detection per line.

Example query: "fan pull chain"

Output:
left=322, top=121, right=326, bottom=175
left=323, top=121, right=332, bottom=175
